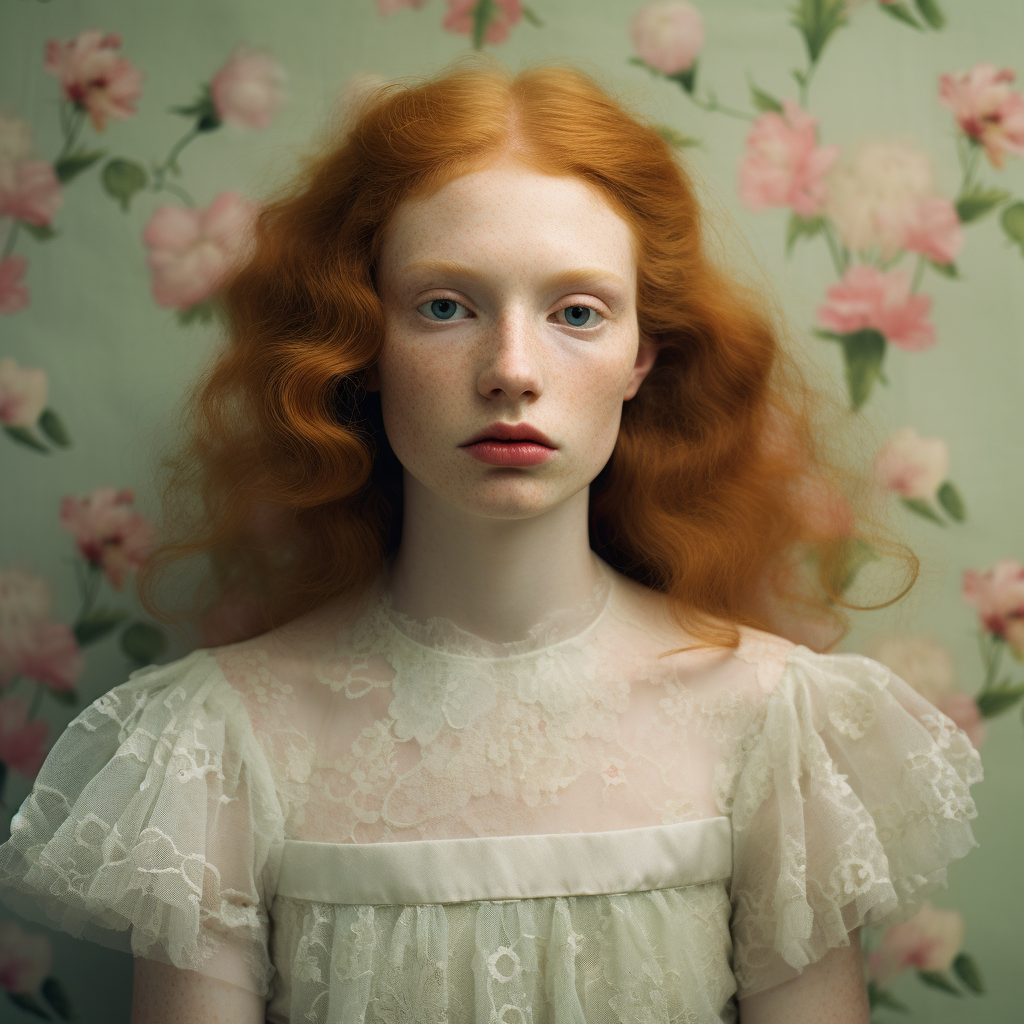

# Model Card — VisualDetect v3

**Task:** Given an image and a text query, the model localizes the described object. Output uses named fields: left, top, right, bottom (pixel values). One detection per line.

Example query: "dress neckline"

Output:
left=376, top=554, right=617, bottom=662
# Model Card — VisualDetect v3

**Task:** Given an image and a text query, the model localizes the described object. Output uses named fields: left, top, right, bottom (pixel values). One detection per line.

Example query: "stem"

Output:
left=689, top=92, right=756, bottom=122
left=982, top=634, right=1004, bottom=689
left=800, top=60, right=818, bottom=108
left=28, top=682, right=44, bottom=720
left=910, top=254, right=925, bottom=293
left=152, top=125, right=202, bottom=193
left=160, top=180, right=197, bottom=206
left=1, top=220, right=20, bottom=261
left=55, top=105, right=86, bottom=164
left=821, top=221, right=848, bottom=277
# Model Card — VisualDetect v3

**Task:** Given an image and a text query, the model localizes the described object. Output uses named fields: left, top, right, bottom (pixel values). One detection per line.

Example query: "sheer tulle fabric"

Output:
left=0, top=557, right=982, bottom=1020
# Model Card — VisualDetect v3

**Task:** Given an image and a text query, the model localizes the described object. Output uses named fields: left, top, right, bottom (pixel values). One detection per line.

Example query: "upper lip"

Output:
left=460, top=422, right=555, bottom=447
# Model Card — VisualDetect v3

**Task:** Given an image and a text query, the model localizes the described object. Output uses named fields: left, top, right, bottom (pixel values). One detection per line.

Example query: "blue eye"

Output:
left=561, top=304, right=603, bottom=329
left=418, top=298, right=467, bottom=321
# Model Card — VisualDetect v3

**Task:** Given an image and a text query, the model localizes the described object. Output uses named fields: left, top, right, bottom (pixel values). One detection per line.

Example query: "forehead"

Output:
left=379, top=160, right=638, bottom=286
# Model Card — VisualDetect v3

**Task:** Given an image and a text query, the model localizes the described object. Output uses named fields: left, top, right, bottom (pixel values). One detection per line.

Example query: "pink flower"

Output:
left=738, top=100, right=841, bottom=218
left=209, top=46, right=286, bottom=130
left=0, top=567, right=83, bottom=692
left=0, top=160, right=63, bottom=227
left=0, top=697, right=49, bottom=780
left=939, top=64, right=1024, bottom=169
left=825, top=139, right=959, bottom=261
left=935, top=691, right=987, bottom=750
left=867, top=902, right=964, bottom=986
left=59, top=486, right=156, bottom=591
left=0, top=357, right=48, bottom=428
left=962, top=559, right=1024, bottom=652
left=142, top=192, right=258, bottom=310
left=443, top=0, right=522, bottom=45
left=902, top=195, right=963, bottom=265
left=0, top=256, right=30, bottom=315
left=375, top=0, right=430, bottom=14
left=0, top=920, right=52, bottom=993
left=43, top=30, right=143, bottom=132
left=874, top=427, right=948, bottom=499
left=816, top=265, right=935, bottom=352
left=630, top=1, right=705, bottom=76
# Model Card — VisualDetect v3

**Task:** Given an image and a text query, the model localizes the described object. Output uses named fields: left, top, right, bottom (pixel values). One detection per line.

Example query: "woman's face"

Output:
left=373, top=158, right=656, bottom=520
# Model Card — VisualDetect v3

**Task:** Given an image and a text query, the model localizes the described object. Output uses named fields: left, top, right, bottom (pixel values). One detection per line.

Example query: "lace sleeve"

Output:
left=728, top=646, right=983, bottom=1001
left=0, top=649, right=285, bottom=998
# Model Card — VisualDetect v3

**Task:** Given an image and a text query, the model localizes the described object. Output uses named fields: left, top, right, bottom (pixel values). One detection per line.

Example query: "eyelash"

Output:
left=416, top=295, right=606, bottom=330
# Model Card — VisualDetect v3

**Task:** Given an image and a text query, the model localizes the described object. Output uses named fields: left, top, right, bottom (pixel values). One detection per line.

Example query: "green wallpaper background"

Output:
left=2, top=0, right=1022, bottom=1020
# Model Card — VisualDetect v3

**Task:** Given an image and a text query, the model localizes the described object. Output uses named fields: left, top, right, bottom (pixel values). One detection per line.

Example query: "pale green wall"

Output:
left=2, top=1, right=1022, bottom=1021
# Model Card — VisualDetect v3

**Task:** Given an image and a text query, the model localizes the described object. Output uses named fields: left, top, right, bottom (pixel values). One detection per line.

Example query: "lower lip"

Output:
left=461, top=441, right=556, bottom=466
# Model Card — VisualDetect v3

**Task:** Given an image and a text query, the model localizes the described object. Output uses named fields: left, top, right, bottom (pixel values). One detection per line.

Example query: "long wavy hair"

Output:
left=137, top=54, right=916, bottom=652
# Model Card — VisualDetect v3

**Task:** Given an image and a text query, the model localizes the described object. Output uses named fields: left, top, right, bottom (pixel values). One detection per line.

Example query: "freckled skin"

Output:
left=374, top=158, right=650, bottom=522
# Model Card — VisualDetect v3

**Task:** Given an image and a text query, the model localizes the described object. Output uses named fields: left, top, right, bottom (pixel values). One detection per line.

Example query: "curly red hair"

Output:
left=137, top=55, right=915, bottom=651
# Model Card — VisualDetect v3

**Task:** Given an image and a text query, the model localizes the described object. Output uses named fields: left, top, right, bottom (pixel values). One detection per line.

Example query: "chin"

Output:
left=456, top=479, right=566, bottom=520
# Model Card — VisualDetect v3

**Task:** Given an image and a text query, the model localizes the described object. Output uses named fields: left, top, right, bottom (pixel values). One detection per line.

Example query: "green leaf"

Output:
left=102, top=158, right=148, bottom=212
left=49, top=688, right=79, bottom=706
left=3, top=424, right=49, bottom=452
left=170, top=84, right=221, bottom=131
left=878, top=2, right=923, bottom=29
left=74, top=607, right=129, bottom=646
left=866, top=981, right=911, bottom=1013
left=789, top=0, right=849, bottom=65
left=916, top=970, right=963, bottom=996
left=176, top=300, right=217, bottom=326
left=521, top=4, right=543, bottom=27
left=38, top=408, right=71, bottom=447
left=655, top=125, right=700, bottom=149
left=472, top=0, right=497, bottom=49
left=914, top=0, right=946, bottom=29
left=936, top=480, right=966, bottom=521
left=900, top=497, right=947, bottom=526
left=667, top=61, right=698, bottom=94
left=817, top=328, right=886, bottom=411
left=40, top=977, right=73, bottom=1020
left=54, top=148, right=105, bottom=183
left=952, top=952, right=985, bottom=994
left=1001, top=201, right=1024, bottom=253
left=748, top=78, right=783, bottom=113
left=120, top=622, right=169, bottom=664
left=976, top=682, right=1024, bottom=717
left=6, top=991, right=51, bottom=1020
left=19, top=221, right=57, bottom=241
left=928, top=259, right=959, bottom=278
left=786, top=213, right=824, bottom=255
left=956, top=184, right=1010, bottom=223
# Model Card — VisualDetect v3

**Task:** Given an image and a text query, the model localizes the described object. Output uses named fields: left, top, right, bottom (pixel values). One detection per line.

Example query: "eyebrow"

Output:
left=400, top=259, right=627, bottom=294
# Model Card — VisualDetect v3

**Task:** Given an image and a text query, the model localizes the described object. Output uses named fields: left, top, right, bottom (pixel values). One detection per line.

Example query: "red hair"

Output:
left=137, top=55, right=916, bottom=651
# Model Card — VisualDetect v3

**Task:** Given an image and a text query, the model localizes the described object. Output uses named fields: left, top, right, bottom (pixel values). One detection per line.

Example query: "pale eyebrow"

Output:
left=400, top=258, right=627, bottom=297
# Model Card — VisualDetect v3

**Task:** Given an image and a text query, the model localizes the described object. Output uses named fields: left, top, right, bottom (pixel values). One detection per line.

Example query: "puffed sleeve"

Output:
left=0, top=649, right=286, bottom=998
left=725, top=645, right=983, bottom=1000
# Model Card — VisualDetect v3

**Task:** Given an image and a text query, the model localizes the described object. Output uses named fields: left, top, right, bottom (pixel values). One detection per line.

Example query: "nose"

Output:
left=476, top=306, right=544, bottom=402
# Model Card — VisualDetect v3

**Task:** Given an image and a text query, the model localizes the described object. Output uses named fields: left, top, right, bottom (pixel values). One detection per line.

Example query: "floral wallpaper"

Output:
left=2, top=1, right=1022, bottom=1021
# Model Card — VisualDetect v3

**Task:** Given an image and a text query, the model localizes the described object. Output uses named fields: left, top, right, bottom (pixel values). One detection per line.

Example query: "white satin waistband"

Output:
left=276, top=815, right=732, bottom=905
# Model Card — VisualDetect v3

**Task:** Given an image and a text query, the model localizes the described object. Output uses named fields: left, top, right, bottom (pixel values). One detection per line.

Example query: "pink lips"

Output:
left=459, top=423, right=557, bottom=467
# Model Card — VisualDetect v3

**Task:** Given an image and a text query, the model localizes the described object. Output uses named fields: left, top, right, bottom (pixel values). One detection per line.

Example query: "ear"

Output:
left=623, top=339, right=658, bottom=401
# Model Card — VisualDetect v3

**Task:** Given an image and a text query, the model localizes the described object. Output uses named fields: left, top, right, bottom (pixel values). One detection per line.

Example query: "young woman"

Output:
left=0, top=57, right=982, bottom=1024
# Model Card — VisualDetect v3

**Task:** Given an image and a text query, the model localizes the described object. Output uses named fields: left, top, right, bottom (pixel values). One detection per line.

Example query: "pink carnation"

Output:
left=142, top=191, right=258, bottom=310
left=630, top=1, right=705, bottom=76
left=209, top=46, right=286, bottom=130
left=816, top=265, right=935, bottom=352
left=0, top=159, right=63, bottom=227
left=867, top=902, right=964, bottom=986
left=0, top=697, right=49, bottom=779
left=42, top=30, right=143, bottom=132
left=738, top=100, right=840, bottom=217
left=962, top=559, right=1024, bottom=654
left=874, top=427, right=948, bottom=500
left=443, top=0, right=522, bottom=45
left=59, top=486, right=156, bottom=591
left=902, top=195, right=963, bottom=266
left=939, top=64, right=1024, bottom=169
left=0, top=256, right=30, bottom=315
left=0, top=920, right=52, bottom=994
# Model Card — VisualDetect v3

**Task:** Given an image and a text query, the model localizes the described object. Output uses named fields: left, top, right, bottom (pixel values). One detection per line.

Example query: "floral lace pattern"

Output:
left=0, top=559, right=984, bottom=1018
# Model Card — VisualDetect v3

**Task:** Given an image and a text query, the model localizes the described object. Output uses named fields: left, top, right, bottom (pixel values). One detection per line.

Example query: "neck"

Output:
left=386, top=472, right=603, bottom=642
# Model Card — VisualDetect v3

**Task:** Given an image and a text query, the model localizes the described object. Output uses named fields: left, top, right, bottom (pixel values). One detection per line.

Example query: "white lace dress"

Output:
left=0, top=558, right=983, bottom=1023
